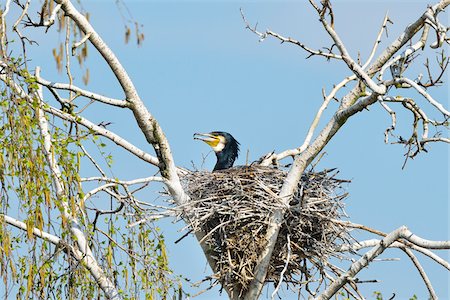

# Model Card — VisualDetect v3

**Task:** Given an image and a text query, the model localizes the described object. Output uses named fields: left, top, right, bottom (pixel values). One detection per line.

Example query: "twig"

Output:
left=308, top=0, right=386, bottom=95
left=1, top=214, right=61, bottom=245
left=259, top=75, right=356, bottom=165
left=83, top=183, right=118, bottom=203
left=378, top=97, right=397, bottom=143
left=36, top=75, right=128, bottom=107
left=240, top=8, right=342, bottom=60
left=72, top=32, right=92, bottom=55
left=362, top=12, right=392, bottom=70
left=402, top=248, right=437, bottom=300
left=44, top=104, right=159, bottom=166
left=81, top=176, right=164, bottom=185
left=79, top=144, right=107, bottom=176
left=0, top=0, right=12, bottom=57
left=319, top=226, right=450, bottom=299
left=378, top=27, right=430, bottom=81
left=271, top=234, right=291, bottom=300
left=396, top=77, right=450, bottom=117
left=338, top=239, right=450, bottom=271
left=43, top=3, right=62, bottom=27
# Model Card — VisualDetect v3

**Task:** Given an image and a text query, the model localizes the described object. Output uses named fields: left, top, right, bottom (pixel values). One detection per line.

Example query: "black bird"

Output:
left=194, top=131, right=240, bottom=171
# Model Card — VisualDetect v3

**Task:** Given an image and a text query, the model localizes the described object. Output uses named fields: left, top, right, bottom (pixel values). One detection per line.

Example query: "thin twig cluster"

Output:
left=180, top=166, right=350, bottom=297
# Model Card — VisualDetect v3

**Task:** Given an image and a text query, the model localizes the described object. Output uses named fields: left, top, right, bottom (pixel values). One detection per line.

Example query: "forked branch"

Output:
left=317, top=226, right=449, bottom=300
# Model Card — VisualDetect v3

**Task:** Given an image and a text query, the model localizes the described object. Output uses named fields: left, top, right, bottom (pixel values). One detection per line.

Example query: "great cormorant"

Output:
left=194, top=131, right=240, bottom=171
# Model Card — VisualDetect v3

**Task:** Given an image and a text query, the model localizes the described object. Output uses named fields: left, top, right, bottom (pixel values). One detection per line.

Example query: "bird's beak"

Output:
left=193, top=133, right=219, bottom=146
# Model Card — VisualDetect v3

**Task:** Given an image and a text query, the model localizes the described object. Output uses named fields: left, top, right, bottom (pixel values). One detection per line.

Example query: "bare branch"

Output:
left=396, top=77, right=450, bottom=117
left=418, top=50, right=449, bottom=87
left=402, top=248, right=437, bottom=300
left=378, top=94, right=448, bottom=161
left=42, top=3, right=61, bottom=27
left=44, top=105, right=160, bottom=166
left=81, top=176, right=164, bottom=185
left=339, top=239, right=450, bottom=272
left=315, top=226, right=449, bottom=300
left=338, top=238, right=444, bottom=299
left=308, top=0, right=387, bottom=95
left=36, top=74, right=128, bottom=107
left=424, top=4, right=448, bottom=49
left=240, top=8, right=342, bottom=60
left=404, top=230, right=450, bottom=249
left=72, top=32, right=92, bottom=55
left=79, top=144, right=107, bottom=176
left=421, top=137, right=450, bottom=144
left=379, top=39, right=428, bottom=81
left=83, top=183, right=118, bottom=203
left=12, top=0, right=35, bottom=58
left=378, top=98, right=397, bottom=143
left=259, top=75, right=356, bottom=165
left=265, top=30, right=342, bottom=60
left=362, top=12, right=392, bottom=70
left=64, top=17, right=75, bottom=101
left=1, top=214, right=61, bottom=246
left=0, top=0, right=12, bottom=57
left=271, top=234, right=291, bottom=300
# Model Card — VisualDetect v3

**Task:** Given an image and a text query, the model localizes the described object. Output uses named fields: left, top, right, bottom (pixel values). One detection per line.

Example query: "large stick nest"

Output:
left=180, top=166, right=350, bottom=297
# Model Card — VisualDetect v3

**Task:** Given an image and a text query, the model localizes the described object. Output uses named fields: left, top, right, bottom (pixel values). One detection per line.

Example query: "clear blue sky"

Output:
left=23, top=1, right=449, bottom=299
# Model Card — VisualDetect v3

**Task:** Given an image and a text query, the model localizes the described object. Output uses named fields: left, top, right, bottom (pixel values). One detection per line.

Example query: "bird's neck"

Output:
left=213, top=144, right=236, bottom=171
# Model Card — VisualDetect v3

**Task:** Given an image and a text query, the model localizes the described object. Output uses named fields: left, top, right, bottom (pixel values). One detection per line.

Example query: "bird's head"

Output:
left=194, top=131, right=240, bottom=171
